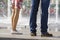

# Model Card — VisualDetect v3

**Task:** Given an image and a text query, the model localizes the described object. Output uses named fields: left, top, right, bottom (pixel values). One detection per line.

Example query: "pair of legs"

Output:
left=12, top=8, right=20, bottom=31
left=12, top=0, right=21, bottom=31
left=30, top=0, right=53, bottom=36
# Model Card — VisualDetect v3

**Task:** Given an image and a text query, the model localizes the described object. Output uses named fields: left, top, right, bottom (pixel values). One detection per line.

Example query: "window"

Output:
left=0, top=0, right=8, bottom=18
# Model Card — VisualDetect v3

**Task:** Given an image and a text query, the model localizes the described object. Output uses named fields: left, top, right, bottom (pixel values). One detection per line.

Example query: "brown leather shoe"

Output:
left=30, top=32, right=36, bottom=36
left=41, top=32, right=53, bottom=37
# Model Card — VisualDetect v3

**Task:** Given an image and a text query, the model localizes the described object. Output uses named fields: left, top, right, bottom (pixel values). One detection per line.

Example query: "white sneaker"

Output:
left=11, top=30, right=19, bottom=34
left=11, top=30, right=23, bottom=34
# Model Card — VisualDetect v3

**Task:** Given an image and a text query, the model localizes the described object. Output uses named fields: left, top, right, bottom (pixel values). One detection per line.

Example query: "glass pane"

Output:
left=0, top=0, right=8, bottom=18
left=58, top=0, right=60, bottom=20
left=21, top=0, right=31, bottom=17
left=49, top=0, right=56, bottom=19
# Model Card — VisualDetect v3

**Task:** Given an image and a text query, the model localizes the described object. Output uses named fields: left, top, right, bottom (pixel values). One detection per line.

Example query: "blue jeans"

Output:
left=30, top=0, right=50, bottom=34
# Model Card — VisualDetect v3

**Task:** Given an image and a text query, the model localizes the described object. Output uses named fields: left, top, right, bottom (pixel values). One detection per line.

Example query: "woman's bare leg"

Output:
left=12, top=8, right=20, bottom=31
left=12, top=8, right=16, bottom=31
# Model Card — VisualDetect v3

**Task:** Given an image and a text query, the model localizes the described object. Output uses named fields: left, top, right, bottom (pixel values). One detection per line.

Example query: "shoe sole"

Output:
left=41, top=35, right=53, bottom=37
left=11, top=33, right=23, bottom=35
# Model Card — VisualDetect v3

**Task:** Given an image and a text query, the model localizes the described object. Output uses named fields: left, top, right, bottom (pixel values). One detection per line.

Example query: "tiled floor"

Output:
left=0, top=23, right=60, bottom=40
left=0, top=28, right=60, bottom=40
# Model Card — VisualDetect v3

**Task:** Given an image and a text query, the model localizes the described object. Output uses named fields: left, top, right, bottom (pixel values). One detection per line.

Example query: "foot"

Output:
left=11, top=30, right=19, bottom=34
left=30, top=32, right=36, bottom=36
left=41, top=32, right=53, bottom=37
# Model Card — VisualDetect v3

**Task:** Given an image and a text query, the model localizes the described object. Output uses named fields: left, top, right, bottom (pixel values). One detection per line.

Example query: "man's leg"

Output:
left=30, top=0, right=40, bottom=36
left=41, top=0, right=53, bottom=37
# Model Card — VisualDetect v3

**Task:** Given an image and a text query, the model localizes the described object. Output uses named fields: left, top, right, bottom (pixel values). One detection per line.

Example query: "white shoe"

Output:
left=11, top=30, right=23, bottom=35
left=11, top=30, right=19, bottom=34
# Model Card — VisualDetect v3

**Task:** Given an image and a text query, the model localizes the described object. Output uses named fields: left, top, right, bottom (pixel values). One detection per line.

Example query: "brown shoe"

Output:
left=30, top=32, right=36, bottom=36
left=41, top=32, right=53, bottom=37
